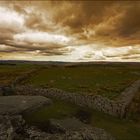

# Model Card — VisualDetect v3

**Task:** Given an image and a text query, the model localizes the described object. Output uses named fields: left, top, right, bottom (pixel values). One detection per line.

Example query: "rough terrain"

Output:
left=0, top=115, right=114, bottom=140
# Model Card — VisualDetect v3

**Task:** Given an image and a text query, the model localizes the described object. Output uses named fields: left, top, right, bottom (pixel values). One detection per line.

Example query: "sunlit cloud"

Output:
left=0, top=7, right=25, bottom=32
left=14, top=32, right=71, bottom=45
left=102, top=46, right=133, bottom=57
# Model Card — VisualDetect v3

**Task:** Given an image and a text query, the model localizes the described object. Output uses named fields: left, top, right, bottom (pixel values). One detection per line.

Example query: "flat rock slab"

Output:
left=0, top=96, right=52, bottom=115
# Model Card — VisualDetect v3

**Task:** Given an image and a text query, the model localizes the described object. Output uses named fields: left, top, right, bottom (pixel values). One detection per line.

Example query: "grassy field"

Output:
left=0, top=63, right=140, bottom=98
left=25, top=64, right=140, bottom=99
left=1, top=62, right=140, bottom=140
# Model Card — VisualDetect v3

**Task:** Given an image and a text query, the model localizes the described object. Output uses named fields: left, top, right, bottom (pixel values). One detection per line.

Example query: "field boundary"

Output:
left=11, top=80, right=140, bottom=118
left=0, top=67, right=140, bottom=118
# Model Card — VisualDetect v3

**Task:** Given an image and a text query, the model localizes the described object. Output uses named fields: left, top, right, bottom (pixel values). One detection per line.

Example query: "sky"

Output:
left=0, top=0, right=140, bottom=62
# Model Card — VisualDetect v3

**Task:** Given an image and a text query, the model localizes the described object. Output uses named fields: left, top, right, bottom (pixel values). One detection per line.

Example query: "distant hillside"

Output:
left=0, top=60, right=140, bottom=67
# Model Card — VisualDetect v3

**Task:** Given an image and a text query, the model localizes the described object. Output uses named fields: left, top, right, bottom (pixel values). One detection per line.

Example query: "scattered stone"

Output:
left=0, top=115, right=115, bottom=140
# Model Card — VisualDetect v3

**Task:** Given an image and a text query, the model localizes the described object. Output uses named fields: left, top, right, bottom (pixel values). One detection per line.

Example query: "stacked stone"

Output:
left=13, top=86, right=121, bottom=117
left=13, top=80, right=140, bottom=118
left=11, top=68, right=41, bottom=87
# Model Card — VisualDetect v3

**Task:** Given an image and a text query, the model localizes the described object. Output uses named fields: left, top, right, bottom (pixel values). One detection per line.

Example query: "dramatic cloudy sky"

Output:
left=0, top=1, right=140, bottom=61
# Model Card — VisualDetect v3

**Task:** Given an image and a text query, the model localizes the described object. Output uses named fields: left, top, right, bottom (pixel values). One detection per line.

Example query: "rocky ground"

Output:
left=0, top=115, right=115, bottom=140
left=0, top=95, right=115, bottom=140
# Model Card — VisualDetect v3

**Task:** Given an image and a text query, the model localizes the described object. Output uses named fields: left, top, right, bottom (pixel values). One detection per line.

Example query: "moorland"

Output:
left=0, top=61, right=140, bottom=140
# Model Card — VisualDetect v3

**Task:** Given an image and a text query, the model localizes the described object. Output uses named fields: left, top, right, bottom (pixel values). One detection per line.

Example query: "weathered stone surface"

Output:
left=0, top=115, right=26, bottom=140
left=0, top=96, right=52, bottom=115
left=49, top=118, right=88, bottom=131
left=0, top=115, right=115, bottom=140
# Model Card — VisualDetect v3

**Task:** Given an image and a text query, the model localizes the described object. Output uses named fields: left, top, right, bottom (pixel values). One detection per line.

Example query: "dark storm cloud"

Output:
left=118, top=4, right=140, bottom=37
left=58, top=1, right=112, bottom=32
left=3, top=1, right=140, bottom=45
left=92, top=2, right=140, bottom=46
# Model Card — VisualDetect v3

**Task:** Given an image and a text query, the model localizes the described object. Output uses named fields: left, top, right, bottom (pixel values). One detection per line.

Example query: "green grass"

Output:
left=26, top=65, right=140, bottom=99
left=23, top=100, right=79, bottom=123
left=1, top=63, right=140, bottom=99
left=90, top=109, right=140, bottom=140
left=23, top=100, right=140, bottom=140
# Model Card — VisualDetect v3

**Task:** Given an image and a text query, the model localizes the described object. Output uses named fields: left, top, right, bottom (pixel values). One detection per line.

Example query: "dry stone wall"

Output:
left=11, top=68, right=41, bottom=87
left=116, top=80, right=140, bottom=106
left=13, top=80, right=140, bottom=118
left=0, top=68, right=40, bottom=95
left=1, top=67, right=140, bottom=118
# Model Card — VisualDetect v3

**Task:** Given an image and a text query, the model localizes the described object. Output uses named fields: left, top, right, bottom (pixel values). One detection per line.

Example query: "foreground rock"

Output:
left=48, top=118, right=91, bottom=132
left=0, top=95, right=115, bottom=139
left=0, top=115, right=115, bottom=140
left=0, top=96, right=52, bottom=115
